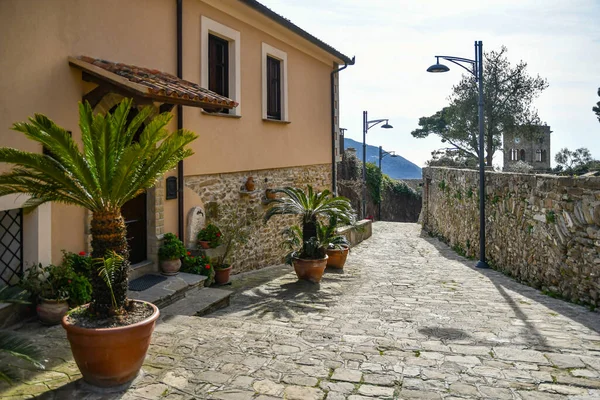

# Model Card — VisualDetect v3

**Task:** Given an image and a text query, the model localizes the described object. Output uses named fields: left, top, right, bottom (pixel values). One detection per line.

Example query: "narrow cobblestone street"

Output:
left=5, top=222, right=600, bottom=399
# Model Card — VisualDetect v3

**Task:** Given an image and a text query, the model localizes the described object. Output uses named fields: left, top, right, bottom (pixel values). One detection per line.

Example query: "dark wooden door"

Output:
left=121, top=193, right=147, bottom=264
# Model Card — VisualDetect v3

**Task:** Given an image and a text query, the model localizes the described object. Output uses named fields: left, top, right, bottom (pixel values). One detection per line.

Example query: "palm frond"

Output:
left=0, top=331, right=45, bottom=384
left=95, top=252, right=124, bottom=311
left=0, top=286, right=30, bottom=305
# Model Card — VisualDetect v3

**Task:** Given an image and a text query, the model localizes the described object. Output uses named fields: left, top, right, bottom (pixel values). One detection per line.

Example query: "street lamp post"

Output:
left=427, top=40, right=488, bottom=269
left=362, top=111, right=393, bottom=219
left=378, top=146, right=398, bottom=221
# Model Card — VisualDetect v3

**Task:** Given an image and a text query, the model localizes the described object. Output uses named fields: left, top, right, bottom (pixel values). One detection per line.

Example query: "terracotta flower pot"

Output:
left=198, top=240, right=211, bottom=249
left=61, top=301, right=160, bottom=388
left=37, top=297, right=69, bottom=325
left=214, top=265, right=232, bottom=285
left=245, top=176, right=255, bottom=191
left=326, top=246, right=349, bottom=269
left=265, top=189, right=277, bottom=200
left=160, top=258, right=181, bottom=276
left=292, top=256, right=328, bottom=283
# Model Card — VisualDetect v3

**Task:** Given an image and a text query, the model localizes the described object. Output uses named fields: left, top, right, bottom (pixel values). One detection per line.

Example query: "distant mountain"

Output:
left=344, top=138, right=422, bottom=179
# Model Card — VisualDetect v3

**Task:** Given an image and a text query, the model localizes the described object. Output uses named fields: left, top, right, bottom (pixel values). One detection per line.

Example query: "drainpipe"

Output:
left=177, top=0, right=184, bottom=240
left=330, top=56, right=355, bottom=195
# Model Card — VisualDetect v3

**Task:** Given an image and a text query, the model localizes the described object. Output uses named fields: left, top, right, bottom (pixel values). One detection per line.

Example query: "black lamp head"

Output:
left=381, top=120, right=393, bottom=129
left=427, top=57, right=450, bottom=73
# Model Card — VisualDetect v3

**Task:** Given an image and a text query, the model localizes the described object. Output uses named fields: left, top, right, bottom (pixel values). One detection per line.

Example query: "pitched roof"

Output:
left=239, top=0, right=354, bottom=65
left=69, top=56, right=238, bottom=109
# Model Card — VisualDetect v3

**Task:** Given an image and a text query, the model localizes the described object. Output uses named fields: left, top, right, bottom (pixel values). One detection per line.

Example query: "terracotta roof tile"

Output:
left=72, top=56, right=237, bottom=109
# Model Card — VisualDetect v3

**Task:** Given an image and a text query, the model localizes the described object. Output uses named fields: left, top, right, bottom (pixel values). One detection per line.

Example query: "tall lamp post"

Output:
left=427, top=40, right=488, bottom=269
left=362, top=111, right=393, bottom=219
left=378, top=146, right=398, bottom=220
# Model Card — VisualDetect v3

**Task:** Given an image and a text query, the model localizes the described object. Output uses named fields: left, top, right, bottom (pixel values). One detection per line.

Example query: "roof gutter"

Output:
left=331, top=57, right=355, bottom=195
left=177, top=0, right=184, bottom=240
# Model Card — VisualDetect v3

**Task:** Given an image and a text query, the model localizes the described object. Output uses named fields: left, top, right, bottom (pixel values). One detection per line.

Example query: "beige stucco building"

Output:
left=0, top=0, right=354, bottom=283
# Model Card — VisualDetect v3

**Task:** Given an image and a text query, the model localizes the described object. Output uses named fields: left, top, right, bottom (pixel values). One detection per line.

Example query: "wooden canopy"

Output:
left=69, top=56, right=238, bottom=111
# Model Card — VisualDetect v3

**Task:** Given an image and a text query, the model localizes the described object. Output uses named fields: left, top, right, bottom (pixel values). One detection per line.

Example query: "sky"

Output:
left=260, top=0, right=600, bottom=168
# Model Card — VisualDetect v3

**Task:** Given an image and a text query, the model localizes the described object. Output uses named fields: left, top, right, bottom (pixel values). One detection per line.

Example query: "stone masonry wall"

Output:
left=338, top=150, right=422, bottom=222
left=185, top=164, right=331, bottom=274
left=422, top=167, right=600, bottom=307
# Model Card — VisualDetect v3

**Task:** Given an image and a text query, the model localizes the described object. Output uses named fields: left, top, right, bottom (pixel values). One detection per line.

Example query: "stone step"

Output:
left=159, top=286, right=232, bottom=320
left=128, top=272, right=206, bottom=309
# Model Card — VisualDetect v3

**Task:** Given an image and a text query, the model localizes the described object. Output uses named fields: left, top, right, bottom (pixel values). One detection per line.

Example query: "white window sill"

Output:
left=263, top=118, right=291, bottom=124
left=201, top=110, right=242, bottom=119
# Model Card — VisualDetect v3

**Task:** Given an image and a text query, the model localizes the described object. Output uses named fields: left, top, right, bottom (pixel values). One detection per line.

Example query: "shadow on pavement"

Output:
left=420, top=229, right=600, bottom=336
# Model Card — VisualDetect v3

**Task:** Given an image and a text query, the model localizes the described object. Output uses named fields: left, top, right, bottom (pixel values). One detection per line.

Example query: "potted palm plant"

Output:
left=0, top=98, right=197, bottom=387
left=158, top=233, right=186, bottom=275
left=264, top=186, right=355, bottom=283
left=318, top=216, right=351, bottom=269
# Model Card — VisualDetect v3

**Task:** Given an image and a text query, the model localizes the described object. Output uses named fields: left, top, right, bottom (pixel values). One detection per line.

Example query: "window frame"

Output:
left=201, top=16, right=241, bottom=116
left=261, top=43, right=288, bottom=122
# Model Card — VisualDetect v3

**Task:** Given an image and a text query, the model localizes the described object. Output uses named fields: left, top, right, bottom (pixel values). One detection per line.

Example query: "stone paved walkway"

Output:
left=3, top=222, right=600, bottom=399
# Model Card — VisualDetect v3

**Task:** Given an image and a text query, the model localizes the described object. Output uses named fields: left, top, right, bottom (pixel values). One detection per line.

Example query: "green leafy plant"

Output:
left=61, top=250, right=92, bottom=276
left=197, top=224, right=222, bottom=248
left=61, top=251, right=92, bottom=306
left=181, top=251, right=214, bottom=286
left=20, top=263, right=72, bottom=301
left=0, top=98, right=197, bottom=317
left=546, top=210, right=556, bottom=224
left=158, top=233, right=186, bottom=261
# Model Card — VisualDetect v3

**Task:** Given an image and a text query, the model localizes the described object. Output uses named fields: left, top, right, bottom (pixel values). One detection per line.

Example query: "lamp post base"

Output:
left=475, top=260, right=489, bottom=269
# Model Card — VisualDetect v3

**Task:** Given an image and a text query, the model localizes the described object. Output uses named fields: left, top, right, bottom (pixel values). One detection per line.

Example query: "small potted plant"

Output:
left=318, top=216, right=351, bottom=269
left=181, top=251, right=214, bottom=286
left=197, top=224, right=222, bottom=249
left=211, top=204, right=259, bottom=285
left=158, top=233, right=186, bottom=275
left=20, top=263, right=73, bottom=325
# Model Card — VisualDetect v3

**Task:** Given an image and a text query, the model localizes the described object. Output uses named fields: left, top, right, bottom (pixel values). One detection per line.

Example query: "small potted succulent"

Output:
left=318, top=216, right=351, bottom=269
left=20, top=263, right=73, bottom=325
left=158, top=233, right=186, bottom=275
left=197, top=224, right=222, bottom=249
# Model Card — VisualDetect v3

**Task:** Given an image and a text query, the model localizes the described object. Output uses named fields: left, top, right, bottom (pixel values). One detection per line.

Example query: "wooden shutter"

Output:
left=208, top=34, right=229, bottom=98
left=267, top=56, right=281, bottom=120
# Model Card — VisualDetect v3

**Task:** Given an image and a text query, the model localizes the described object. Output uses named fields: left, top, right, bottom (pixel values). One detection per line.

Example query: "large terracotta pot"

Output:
left=160, top=259, right=181, bottom=276
left=292, top=256, right=328, bottom=283
left=326, top=246, right=349, bottom=269
left=214, top=265, right=232, bottom=285
left=61, top=301, right=160, bottom=388
left=37, top=297, right=69, bottom=325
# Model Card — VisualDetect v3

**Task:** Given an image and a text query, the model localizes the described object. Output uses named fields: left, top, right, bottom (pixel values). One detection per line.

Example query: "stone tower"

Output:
left=503, top=125, right=551, bottom=172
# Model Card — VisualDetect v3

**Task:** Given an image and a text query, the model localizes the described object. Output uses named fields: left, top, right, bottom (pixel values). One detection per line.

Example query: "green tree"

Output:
left=412, top=46, right=548, bottom=166
left=594, top=87, right=600, bottom=123
left=554, top=147, right=594, bottom=174
left=0, top=99, right=197, bottom=316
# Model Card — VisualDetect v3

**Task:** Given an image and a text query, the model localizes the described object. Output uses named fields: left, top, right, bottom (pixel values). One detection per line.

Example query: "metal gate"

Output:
left=0, top=208, right=23, bottom=286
